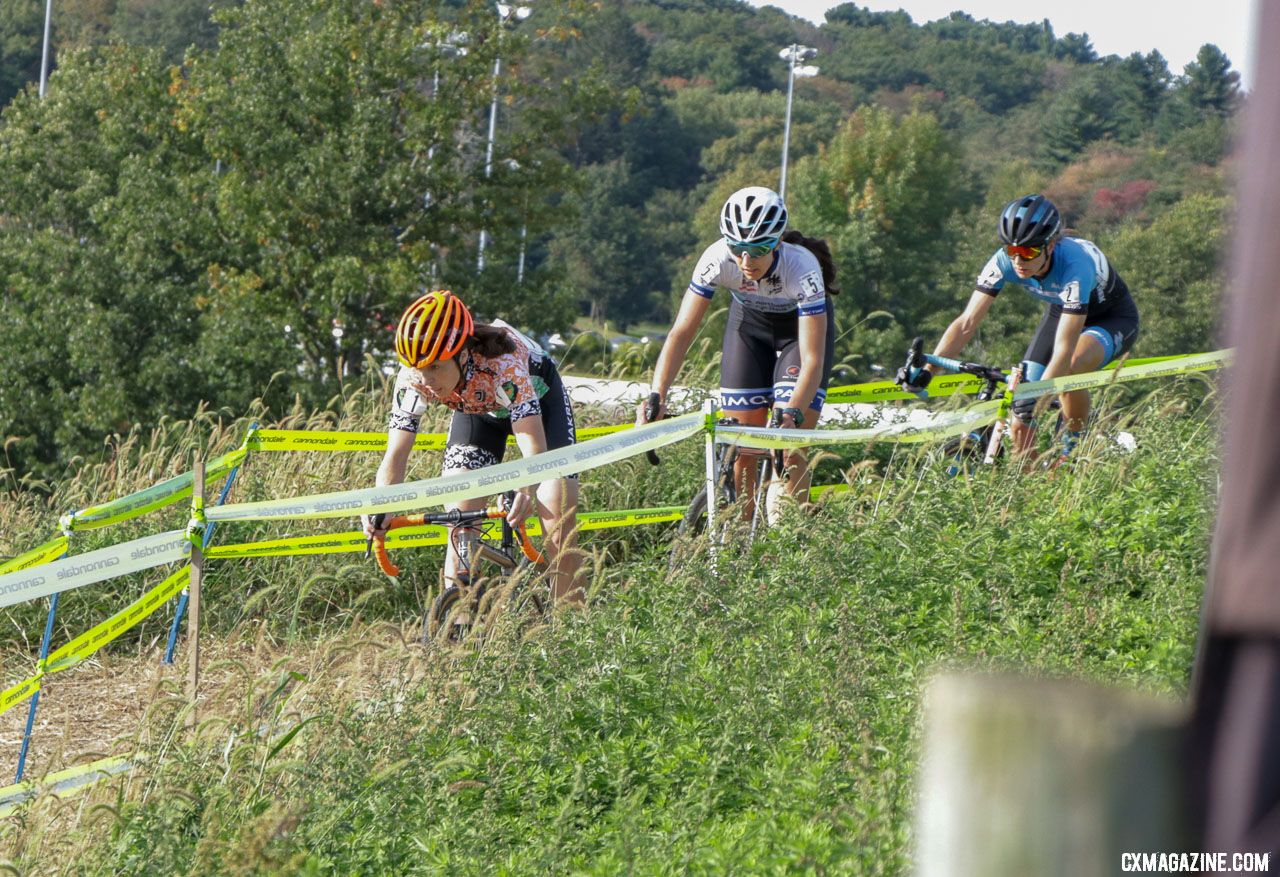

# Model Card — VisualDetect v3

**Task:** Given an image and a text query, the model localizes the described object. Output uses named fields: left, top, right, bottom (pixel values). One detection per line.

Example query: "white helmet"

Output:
left=719, top=186, right=788, bottom=244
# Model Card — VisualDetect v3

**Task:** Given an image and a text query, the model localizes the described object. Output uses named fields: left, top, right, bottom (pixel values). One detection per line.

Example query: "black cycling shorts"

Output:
left=1023, top=286, right=1140, bottom=378
left=718, top=297, right=836, bottom=413
left=442, top=357, right=578, bottom=479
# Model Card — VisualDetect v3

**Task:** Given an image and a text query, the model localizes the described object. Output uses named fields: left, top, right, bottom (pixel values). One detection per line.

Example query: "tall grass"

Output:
left=0, top=378, right=1219, bottom=874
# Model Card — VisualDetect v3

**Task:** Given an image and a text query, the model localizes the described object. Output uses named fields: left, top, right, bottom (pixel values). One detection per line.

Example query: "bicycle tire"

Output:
left=935, top=424, right=1004, bottom=475
left=423, top=583, right=487, bottom=644
left=676, top=480, right=736, bottom=538
left=668, top=479, right=737, bottom=573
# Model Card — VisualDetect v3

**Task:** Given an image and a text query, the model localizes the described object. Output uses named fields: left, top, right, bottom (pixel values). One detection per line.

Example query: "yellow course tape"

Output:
left=45, top=567, right=191, bottom=674
left=208, top=507, right=687, bottom=559
left=246, top=423, right=632, bottom=453
left=69, top=447, right=248, bottom=531
left=822, top=352, right=1208, bottom=404
left=0, top=567, right=190, bottom=717
left=0, top=536, right=69, bottom=576
left=721, top=349, right=1231, bottom=451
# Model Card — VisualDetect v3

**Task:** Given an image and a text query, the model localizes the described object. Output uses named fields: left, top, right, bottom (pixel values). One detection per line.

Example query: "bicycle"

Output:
left=898, top=336, right=1023, bottom=472
left=672, top=409, right=788, bottom=554
left=368, top=493, right=547, bottom=644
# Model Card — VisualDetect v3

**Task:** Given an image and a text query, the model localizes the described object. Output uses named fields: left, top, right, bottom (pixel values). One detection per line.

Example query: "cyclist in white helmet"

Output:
left=639, top=185, right=837, bottom=506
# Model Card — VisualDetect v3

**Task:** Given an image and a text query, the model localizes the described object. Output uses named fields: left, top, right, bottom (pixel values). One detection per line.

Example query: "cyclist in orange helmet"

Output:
left=363, top=290, right=583, bottom=605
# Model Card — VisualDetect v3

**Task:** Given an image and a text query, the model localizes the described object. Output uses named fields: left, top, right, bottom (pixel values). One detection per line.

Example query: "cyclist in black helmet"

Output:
left=899, top=194, right=1140, bottom=463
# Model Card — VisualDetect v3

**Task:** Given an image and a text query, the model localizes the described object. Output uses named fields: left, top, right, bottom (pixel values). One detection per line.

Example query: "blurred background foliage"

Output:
left=0, top=0, right=1241, bottom=485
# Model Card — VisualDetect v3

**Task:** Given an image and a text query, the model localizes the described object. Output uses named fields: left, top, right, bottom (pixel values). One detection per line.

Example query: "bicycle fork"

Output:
left=983, top=364, right=1023, bottom=464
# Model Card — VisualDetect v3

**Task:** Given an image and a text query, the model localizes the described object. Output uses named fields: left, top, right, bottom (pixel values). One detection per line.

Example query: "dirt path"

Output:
left=0, top=619, right=432, bottom=783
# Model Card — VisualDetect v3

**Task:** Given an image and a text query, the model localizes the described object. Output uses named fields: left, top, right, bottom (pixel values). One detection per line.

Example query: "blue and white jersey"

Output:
left=976, top=237, right=1122, bottom=316
left=688, top=240, right=827, bottom=317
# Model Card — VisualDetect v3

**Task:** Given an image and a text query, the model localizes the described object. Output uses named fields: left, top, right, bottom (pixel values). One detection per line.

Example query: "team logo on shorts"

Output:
left=785, top=365, right=800, bottom=378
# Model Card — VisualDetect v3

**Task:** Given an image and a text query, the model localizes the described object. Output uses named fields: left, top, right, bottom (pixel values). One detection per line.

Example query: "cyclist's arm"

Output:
left=650, top=290, right=713, bottom=406
left=364, top=428, right=416, bottom=538
left=376, top=428, right=416, bottom=487
left=929, top=290, right=995, bottom=371
left=786, top=311, right=827, bottom=420
left=508, top=415, right=550, bottom=523
left=1040, top=311, right=1087, bottom=382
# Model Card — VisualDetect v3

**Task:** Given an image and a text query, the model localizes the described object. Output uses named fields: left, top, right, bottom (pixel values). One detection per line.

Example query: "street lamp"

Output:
left=38, top=0, right=53, bottom=98
left=477, top=2, right=533, bottom=273
left=778, top=44, right=819, bottom=201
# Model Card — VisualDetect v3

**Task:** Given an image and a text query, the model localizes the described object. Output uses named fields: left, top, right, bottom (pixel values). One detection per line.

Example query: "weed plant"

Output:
left=0, top=378, right=1219, bottom=874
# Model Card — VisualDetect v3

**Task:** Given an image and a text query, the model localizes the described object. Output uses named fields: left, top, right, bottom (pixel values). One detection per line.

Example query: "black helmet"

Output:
left=998, top=195, right=1061, bottom=248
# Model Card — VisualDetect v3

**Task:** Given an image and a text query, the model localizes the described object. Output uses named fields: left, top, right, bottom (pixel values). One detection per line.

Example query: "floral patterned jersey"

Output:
left=389, top=321, right=551, bottom=433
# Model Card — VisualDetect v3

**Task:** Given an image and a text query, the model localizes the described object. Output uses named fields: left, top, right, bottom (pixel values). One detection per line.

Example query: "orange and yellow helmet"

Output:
left=394, top=290, right=475, bottom=368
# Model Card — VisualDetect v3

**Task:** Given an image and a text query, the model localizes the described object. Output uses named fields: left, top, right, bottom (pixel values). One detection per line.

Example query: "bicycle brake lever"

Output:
left=365, top=513, right=387, bottom=559
left=643, top=392, right=662, bottom=465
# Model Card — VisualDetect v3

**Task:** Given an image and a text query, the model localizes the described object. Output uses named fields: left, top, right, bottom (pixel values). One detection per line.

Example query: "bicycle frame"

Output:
left=904, top=337, right=1022, bottom=465
left=369, top=507, right=544, bottom=578
left=704, top=411, right=786, bottom=541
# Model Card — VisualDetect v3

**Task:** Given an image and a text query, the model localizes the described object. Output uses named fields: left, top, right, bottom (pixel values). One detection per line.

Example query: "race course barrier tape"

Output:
left=721, top=349, right=1230, bottom=451
left=67, top=447, right=248, bottom=532
left=0, top=536, right=69, bottom=577
left=207, top=507, right=687, bottom=559
left=246, top=423, right=632, bottom=453
left=1014, top=348, right=1231, bottom=400
left=206, top=413, right=704, bottom=524
left=0, top=755, right=132, bottom=816
left=0, top=530, right=190, bottom=610
left=719, top=401, right=1001, bottom=451
left=0, top=567, right=191, bottom=716
left=822, top=352, right=1209, bottom=404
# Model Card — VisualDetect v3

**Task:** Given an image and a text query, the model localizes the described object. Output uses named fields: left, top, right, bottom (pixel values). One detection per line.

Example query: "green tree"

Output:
left=0, top=0, right=609, bottom=482
left=1181, top=44, right=1241, bottom=119
left=1105, top=194, right=1230, bottom=356
left=1040, top=69, right=1129, bottom=165
left=0, top=0, right=43, bottom=106
left=0, top=45, right=214, bottom=480
left=786, top=104, right=974, bottom=367
left=112, top=0, right=227, bottom=61
left=175, top=0, right=593, bottom=383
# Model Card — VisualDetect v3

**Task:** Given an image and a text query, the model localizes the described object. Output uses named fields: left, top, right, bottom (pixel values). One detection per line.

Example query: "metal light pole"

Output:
left=476, top=3, right=532, bottom=274
left=778, top=44, right=818, bottom=201
left=38, top=0, right=53, bottom=98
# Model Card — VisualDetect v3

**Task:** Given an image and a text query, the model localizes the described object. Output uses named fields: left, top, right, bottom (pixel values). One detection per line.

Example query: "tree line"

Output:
left=0, top=0, right=1241, bottom=485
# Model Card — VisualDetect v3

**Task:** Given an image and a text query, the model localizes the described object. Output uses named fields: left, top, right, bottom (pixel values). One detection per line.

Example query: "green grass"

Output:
left=0, top=379, right=1219, bottom=874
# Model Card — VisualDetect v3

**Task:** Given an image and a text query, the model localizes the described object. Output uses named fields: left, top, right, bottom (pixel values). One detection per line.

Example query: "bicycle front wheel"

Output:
left=668, top=479, right=737, bottom=572
left=423, top=583, right=487, bottom=645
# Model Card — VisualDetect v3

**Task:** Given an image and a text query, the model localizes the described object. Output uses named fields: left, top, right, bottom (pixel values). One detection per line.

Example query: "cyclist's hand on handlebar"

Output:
left=361, top=513, right=388, bottom=539
left=895, top=364, right=932, bottom=395
left=504, top=489, right=535, bottom=527
left=777, top=407, right=806, bottom=429
left=636, top=392, right=666, bottom=426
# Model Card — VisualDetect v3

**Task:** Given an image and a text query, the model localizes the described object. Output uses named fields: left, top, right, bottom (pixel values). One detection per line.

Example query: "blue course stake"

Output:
left=15, top=578, right=63, bottom=782
left=164, top=425, right=255, bottom=664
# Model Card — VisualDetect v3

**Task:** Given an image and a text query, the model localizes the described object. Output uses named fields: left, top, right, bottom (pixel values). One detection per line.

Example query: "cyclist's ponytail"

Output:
left=466, top=324, right=519, bottom=358
left=781, top=230, right=840, bottom=295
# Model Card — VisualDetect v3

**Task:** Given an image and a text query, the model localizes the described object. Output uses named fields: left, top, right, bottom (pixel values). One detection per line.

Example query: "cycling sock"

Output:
left=1061, top=430, right=1083, bottom=458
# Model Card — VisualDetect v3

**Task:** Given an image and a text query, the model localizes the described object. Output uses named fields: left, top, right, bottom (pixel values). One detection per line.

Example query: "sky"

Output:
left=747, top=0, right=1259, bottom=89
